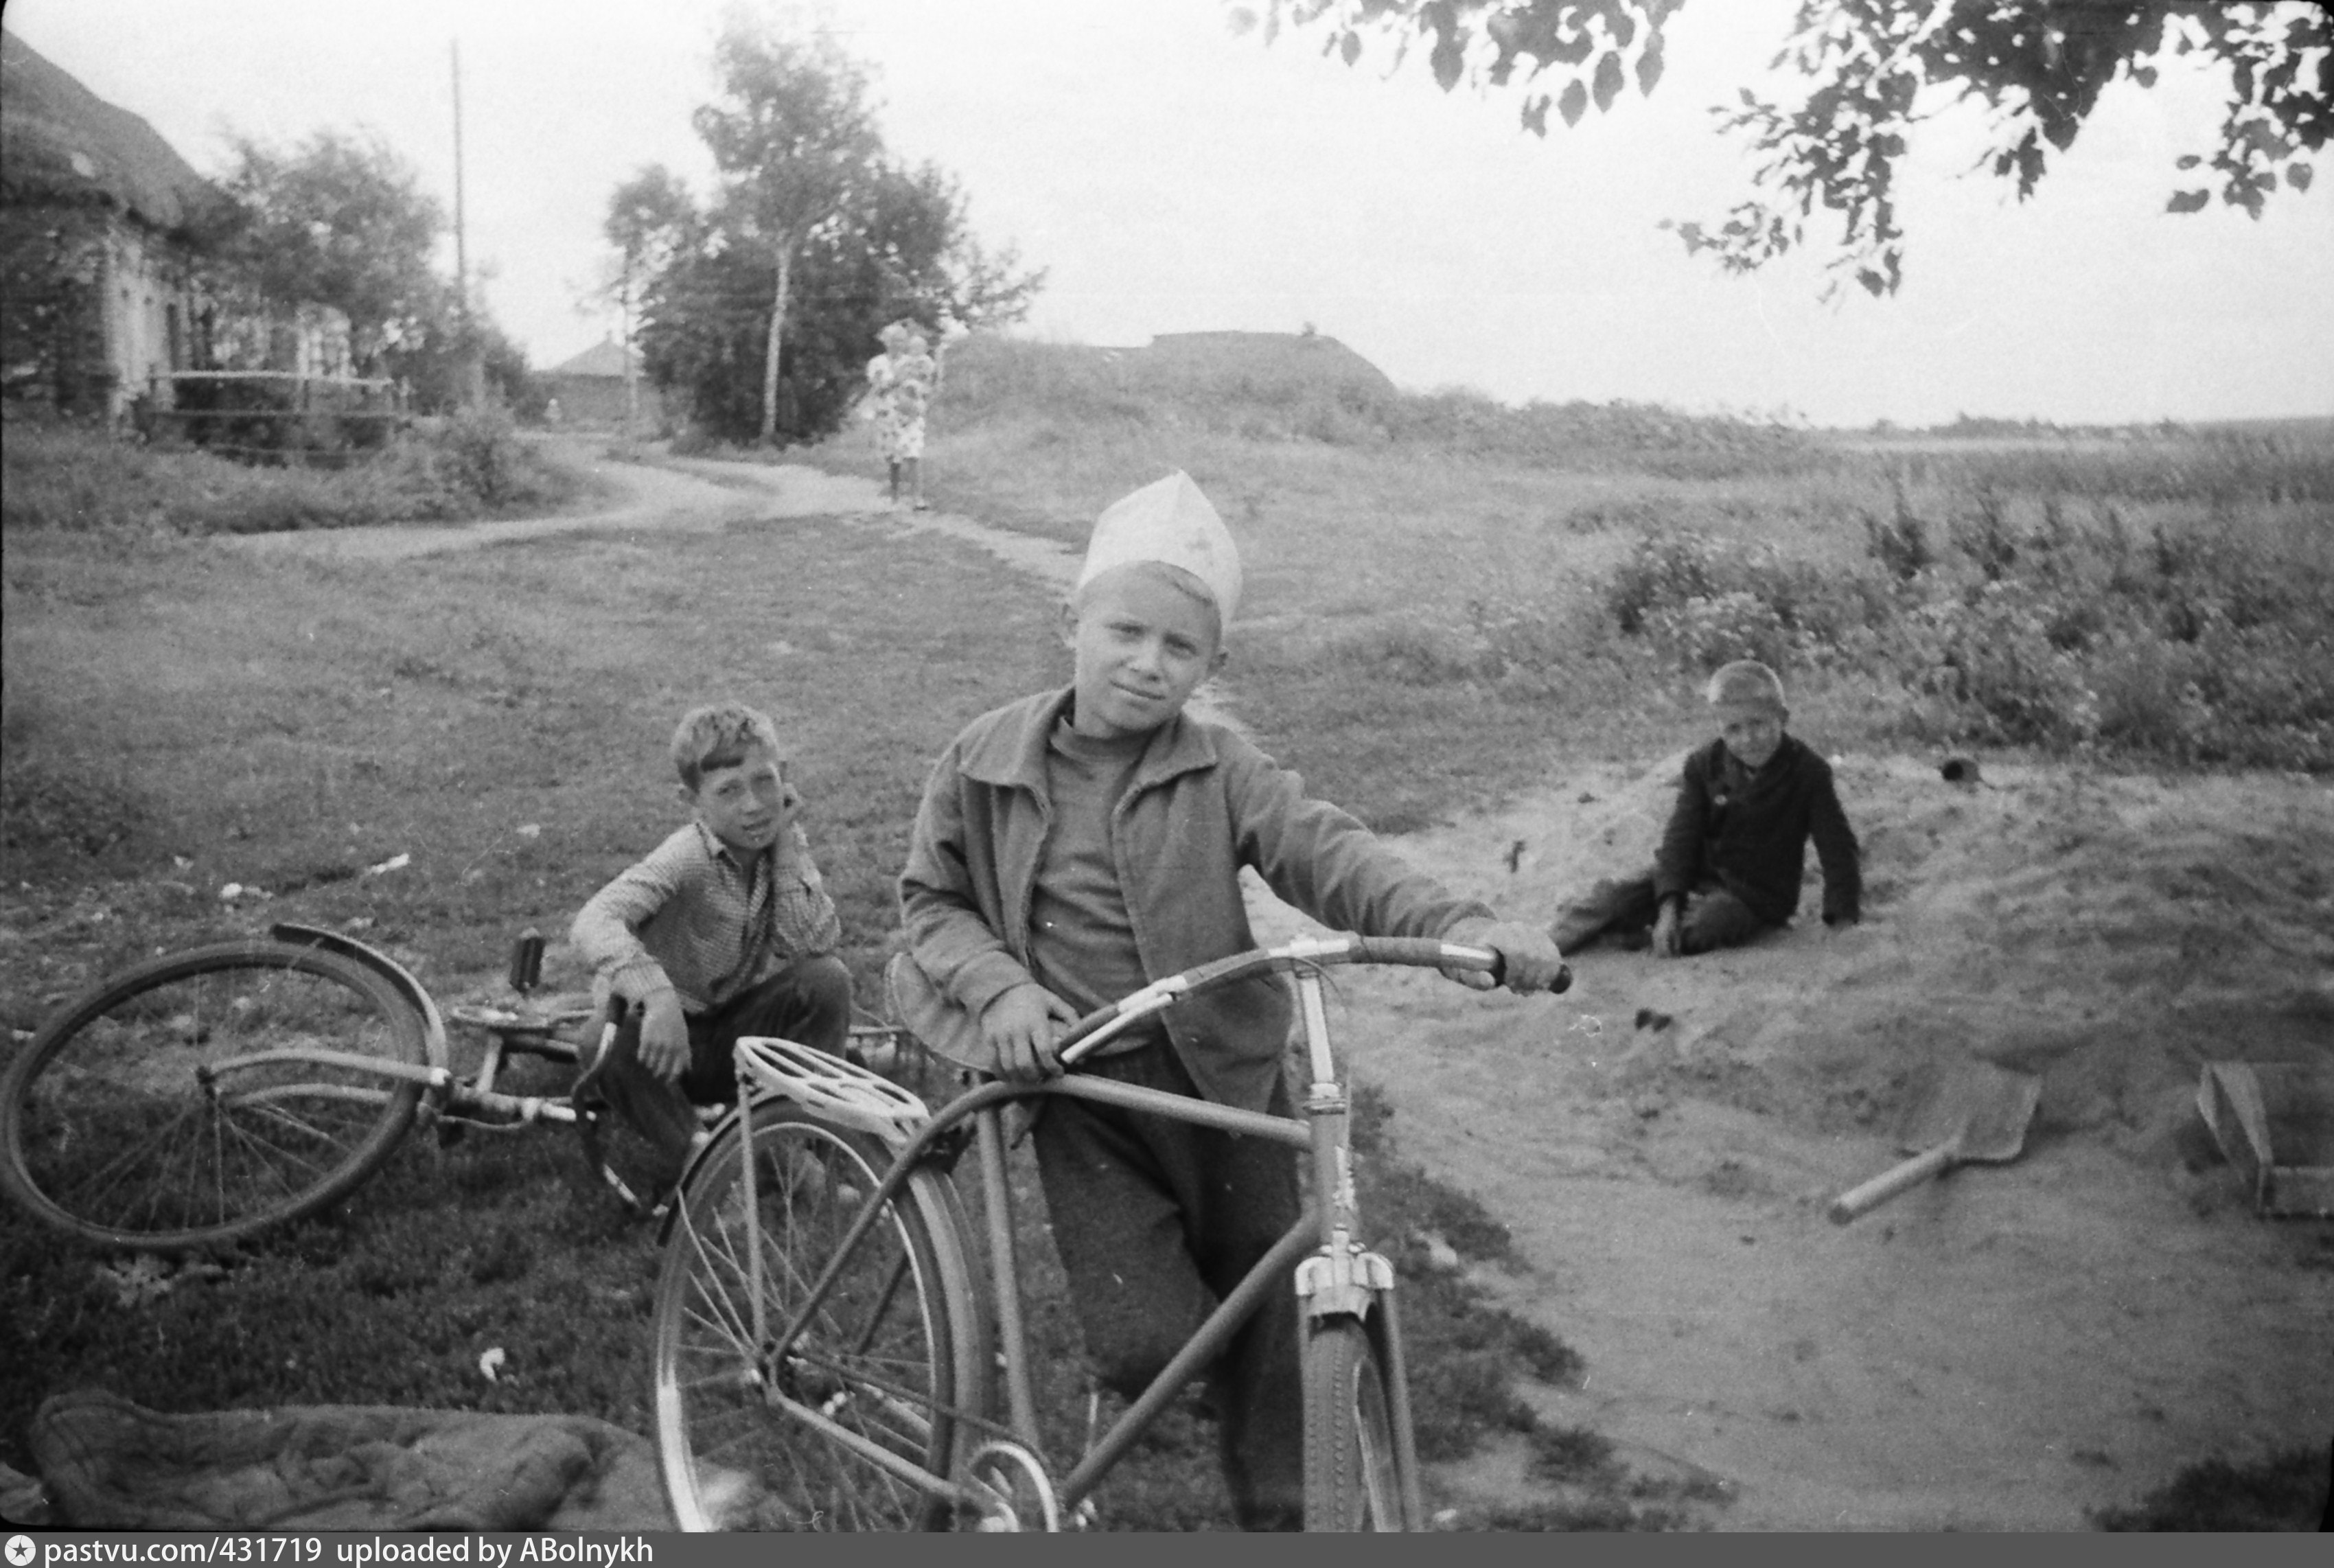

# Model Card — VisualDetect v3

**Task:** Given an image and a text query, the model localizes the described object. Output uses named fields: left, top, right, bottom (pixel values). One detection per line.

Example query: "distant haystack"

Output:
left=936, top=328, right=1400, bottom=442
left=1142, top=330, right=1396, bottom=400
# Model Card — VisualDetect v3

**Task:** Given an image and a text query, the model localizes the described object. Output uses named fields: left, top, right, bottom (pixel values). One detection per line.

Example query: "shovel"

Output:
left=1829, top=1057, right=2042, bottom=1224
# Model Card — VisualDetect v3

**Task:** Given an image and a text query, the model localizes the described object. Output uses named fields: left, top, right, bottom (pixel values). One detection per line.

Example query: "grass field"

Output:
left=5, top=336, right=2329, bottom=1530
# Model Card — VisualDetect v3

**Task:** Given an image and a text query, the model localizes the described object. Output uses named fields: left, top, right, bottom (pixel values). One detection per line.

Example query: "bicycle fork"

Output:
left=1289, top=969, right=1426, bottom=1531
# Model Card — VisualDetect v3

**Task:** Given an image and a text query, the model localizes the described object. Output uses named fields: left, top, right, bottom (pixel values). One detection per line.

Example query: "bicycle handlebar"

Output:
left=1054, top=934, right=1569, bottom=1068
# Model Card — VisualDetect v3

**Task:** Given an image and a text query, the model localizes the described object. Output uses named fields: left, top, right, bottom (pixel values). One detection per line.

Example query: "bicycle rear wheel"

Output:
left=652, top=1102, right=987, bottom=1530
left=0, top=939, right=430, bottom=1252
left=1302, top=1315, right=1407, bottom=1531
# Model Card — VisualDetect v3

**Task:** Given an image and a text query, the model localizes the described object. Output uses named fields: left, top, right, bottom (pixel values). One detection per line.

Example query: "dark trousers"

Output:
left=1552, top=871, right=1770, bottom=956
left=1031, top=1044, right=1305, bottom=1532
left=585, top=955, right=853, bottom=1174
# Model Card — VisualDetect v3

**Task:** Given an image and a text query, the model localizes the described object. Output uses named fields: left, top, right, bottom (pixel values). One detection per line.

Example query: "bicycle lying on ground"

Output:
left=0, top=923, right=913, bottom=1252
left=649, top=934, right=1568, bottom=1532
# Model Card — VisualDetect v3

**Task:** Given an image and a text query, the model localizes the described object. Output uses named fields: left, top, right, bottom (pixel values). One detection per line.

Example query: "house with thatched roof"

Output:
left=1, top=27, right=354, bottom=423
left=542, top=335, right=662, bottom=431
left=0, top=27, right=225, bottom=417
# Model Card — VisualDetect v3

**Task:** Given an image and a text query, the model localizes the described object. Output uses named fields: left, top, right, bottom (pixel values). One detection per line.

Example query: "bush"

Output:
left=1884, top=584, right=2101, bottom=746
left=1580, top=482, right=2332, bottom=770
left=1592, top=531, right=1887, bottom=678
left=0, top=418, right=580, bottom=536
left=435, top=404, right=524, bottom=507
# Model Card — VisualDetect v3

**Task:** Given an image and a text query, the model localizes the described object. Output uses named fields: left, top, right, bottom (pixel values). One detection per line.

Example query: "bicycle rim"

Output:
left=652, top=1104, right=984, bottom=1530
left=1302, top=1316, right=1406, bottom=1532
left=0, top=940, right=429, bottom=1252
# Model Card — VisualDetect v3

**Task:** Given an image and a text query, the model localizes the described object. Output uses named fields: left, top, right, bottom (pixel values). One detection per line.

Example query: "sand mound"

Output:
left=1243, top=752, right=2334, bottom=1529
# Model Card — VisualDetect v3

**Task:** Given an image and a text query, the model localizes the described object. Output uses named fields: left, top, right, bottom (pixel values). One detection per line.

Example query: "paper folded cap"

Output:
left=1076, top=470, right=1243, bottom=624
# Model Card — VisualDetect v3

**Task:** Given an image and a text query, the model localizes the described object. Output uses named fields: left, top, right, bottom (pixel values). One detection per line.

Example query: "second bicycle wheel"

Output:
left=1302, top=1315, right=1407, bottom=1531
left=0, top=938, right=431, bottom=1252
left=652, top=1102, right=988, bottom=1530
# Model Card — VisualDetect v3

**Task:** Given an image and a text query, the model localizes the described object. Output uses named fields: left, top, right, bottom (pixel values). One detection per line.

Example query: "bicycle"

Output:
left=0, top=921, right=916, bottom=1253
left=647, top=932, right=1568, bottom=1532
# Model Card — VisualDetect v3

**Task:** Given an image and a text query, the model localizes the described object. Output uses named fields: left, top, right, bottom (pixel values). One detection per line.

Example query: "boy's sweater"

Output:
left=570, top=820, right=840, bottom=1013
left=1655, top=735, right=1860, bottom=928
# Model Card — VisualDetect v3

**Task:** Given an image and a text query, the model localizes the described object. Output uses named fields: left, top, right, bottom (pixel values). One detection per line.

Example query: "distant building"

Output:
left=542, top=336, right=662, bottom=431
left=0, top=27, right=350, bottom=423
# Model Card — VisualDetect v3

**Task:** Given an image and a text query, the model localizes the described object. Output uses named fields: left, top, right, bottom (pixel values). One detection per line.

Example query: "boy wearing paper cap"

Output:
left=1551, top=658, right=1861, bottom=958
left=894, top=470, right=1564, bottom=1529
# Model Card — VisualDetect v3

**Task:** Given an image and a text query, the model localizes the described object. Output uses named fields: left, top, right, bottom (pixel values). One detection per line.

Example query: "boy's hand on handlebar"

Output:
left=981, top=983, right=1078, bottom=1081
left=1444, top=919, right=1571, bottom=994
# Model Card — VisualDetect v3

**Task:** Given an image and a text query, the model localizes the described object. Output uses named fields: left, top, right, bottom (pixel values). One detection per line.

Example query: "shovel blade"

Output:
left=1898, top=1057, right=2042, bottom=1164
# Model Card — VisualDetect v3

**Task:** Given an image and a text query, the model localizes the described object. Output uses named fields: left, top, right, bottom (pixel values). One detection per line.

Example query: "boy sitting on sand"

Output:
left=890, top=470, right=1567, bottom=1530
left=570, top=702, right=853, bottom=1185
left=1553, top=659, right=1860, bottom=958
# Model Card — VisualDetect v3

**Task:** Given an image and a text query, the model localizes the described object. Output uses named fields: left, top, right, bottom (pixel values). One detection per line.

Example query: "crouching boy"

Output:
left=1553, top=659, right=1860, bottom=958
left=891, top=471, right=1565, bottom=1530
left=570, top=703, right=852, bottom=1187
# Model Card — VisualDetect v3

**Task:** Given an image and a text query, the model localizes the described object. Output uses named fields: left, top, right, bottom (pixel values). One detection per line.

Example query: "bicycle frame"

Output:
left=718, top=933, right=1488, bottom=1529
left=176, top=924, right=590, bottom=1133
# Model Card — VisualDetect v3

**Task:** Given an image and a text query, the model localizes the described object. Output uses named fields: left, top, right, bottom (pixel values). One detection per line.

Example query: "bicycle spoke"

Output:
left=653, top=1109, right=971, bottom=1531
left=3, top=941, right=426, bottom=1249
left=42, top=1096, right=205, bottom=1225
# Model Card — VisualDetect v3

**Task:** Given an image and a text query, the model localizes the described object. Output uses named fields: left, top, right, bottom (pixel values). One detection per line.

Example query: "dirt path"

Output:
left=227, top=444, right=2333, bottom=1528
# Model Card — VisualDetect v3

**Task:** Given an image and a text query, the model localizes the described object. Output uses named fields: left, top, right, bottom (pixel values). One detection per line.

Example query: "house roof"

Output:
left=1, top=27, right=221, bottom=233
left=545, top=338, right=640, bottom=379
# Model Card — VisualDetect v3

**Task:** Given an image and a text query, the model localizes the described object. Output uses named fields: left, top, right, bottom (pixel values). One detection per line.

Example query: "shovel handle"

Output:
left=1828, top=1142, right=1956, bottom=1225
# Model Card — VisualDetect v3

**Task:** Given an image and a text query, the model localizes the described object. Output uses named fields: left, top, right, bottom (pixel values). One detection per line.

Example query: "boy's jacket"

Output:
left=1656, top=735, right=1861, bottom=927
left=898, top=687, right=1492, bottom=1111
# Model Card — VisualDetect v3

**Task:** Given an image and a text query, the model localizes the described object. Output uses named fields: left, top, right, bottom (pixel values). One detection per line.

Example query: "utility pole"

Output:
left=451, top=40, right=483, bottom=406
left=621, top=279, right=639, bottom=438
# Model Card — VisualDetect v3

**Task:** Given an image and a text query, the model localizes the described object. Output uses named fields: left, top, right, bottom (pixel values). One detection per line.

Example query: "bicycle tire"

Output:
left=652, top=1101, right=988, bottom=1530
left=1302, top=1315, right=1407, bottom=1532
left=0, top=938, right=431, bottom=1252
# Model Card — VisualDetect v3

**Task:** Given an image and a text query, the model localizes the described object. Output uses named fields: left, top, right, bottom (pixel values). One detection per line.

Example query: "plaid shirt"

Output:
left=570, top=819, right=842, bottom=1014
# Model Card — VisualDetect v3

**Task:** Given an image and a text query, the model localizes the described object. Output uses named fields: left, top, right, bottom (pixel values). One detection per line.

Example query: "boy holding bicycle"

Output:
left=894, top=471, right=1564, bottom=1530
left=570, top=702, right=853, bottom=1186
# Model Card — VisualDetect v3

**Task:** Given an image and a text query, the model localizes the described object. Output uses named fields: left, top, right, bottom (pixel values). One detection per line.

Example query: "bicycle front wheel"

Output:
left=652, top=1103, right=986, bottom=1530
left=1303, top=1315, right=1407, bottom=1532
left=0, top=939, right=431, bottom=1252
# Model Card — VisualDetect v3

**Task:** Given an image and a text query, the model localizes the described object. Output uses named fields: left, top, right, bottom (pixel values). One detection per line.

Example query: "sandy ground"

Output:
left=1244, top=754, right=2334, bottom=1529
left=228, top=443, right=2334, bottom=1528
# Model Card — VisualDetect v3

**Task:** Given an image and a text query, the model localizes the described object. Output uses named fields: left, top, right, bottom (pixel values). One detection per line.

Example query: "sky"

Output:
left=8, top=0, right=2330, bottom=428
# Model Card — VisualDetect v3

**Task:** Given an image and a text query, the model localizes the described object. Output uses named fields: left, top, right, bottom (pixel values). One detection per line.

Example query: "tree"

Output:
left=693, top=23, right=884, bottom=444
left=603, top=165, right=696, bottom=431
left=1231, top=1, right=2329, bottom=297
left=218, top=129, right=448, bottom=369
left=608, top=30, right=1043, bottom=445
left=617, top=155, right=1041, bottom=442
